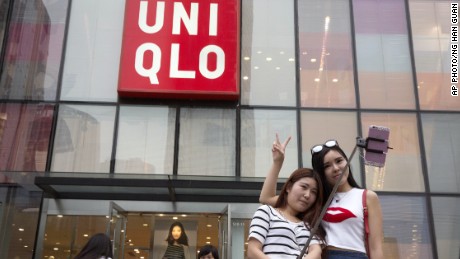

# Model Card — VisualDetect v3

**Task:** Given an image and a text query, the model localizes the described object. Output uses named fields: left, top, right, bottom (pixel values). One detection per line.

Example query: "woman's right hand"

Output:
left=272, top=133, right=291, bottom=163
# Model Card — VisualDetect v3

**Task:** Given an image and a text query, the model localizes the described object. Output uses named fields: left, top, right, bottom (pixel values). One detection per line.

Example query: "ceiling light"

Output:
left=314, top=78, right=320, bottom=82
left=244, top=56, right=250, bottom=60
left=310, top=59, right=316, bottom=62
left=332, top=78, right=338, bottom=83
left=266, top=57, right=272, bottom=61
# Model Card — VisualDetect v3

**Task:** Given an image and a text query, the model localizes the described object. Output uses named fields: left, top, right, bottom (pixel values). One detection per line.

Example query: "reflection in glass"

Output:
left=431, top=197, right=460, bottom=259
left=116, top=106, right=176, bottom=174
left=298, top=0, right=356, bottom=108
left=300, top=111, right=361, bottom=185
left=421, top=114, right=460, bottom=193
left=240, top=109, right=298, bottom=177
left=0, top=0, right=68, bottom=100
left=60, top=0, right=124, bottom=101
left=361, top=113, right=424, bottom=192
left=178, top=108, right=235, bottom=176
left=0, top=0, right=11, bottom=51
left=0, top=187, right=41, bottom=259
left=409, top=0, right=458, bottom=110
left=380, top=195, right=433, bottom=259
left=51, top=104, right=116, bottom=173
left=241, top=0, right=297, bottom=106
left=43, top=215, right=108, bottom=258
left=354, top=0, right=415, bottom=109
left=0, top=103, right=54, bottom=171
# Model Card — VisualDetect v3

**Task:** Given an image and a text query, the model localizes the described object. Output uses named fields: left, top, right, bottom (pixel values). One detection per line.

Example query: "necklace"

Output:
left=334, top=189, right=352, bottom=203
left=276, top=208, right=287, bottom=219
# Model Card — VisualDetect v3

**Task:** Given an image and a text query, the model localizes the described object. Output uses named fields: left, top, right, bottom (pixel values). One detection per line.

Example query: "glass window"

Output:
left=300, top=111, right=362, bottom=185
left=0, top=0, right=11, bottom=50
left=240, top=109, right=298, bottom=178
left=380, top=195, right=433, bottom=259
left=178, top=108, right=235, bottom=176
left=115, top=106, right=176, bottom=174
left=60, top=0, right=124, bottom=102
left=431, top=197, right=460, bottom=259
left=241, top=0, right=297, bottom=106
left=298, top=0, right=356, bottom=108
left=0, top=0, right=68, bottom=101
left=51, top=104, right=116, bottom=173
left=409, top=0, right=459, bottom=110
left=43, top=215, right=108, bottom=258
left=0, top=187, right=42, bottom=259
left=354, top=0, right=415, bottom=109
left=421, top=113, right=460, bottom=193
left=0, top=103, right=54, bottom=171
left=361, top=113, right=424, bottom=192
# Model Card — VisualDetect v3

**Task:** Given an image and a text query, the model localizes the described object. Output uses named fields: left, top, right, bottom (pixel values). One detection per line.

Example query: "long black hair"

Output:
left=311, top=145, right=361, bottom=205
left=74, top=233, right=113, bottom=259
left=165, top=221, right=189, bottom=246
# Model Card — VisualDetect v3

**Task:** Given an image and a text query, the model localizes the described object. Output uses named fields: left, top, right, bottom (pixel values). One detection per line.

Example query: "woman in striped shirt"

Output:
left=161, top=222, right=191, bottom=259
left=248, top=135, right=325, bottom=259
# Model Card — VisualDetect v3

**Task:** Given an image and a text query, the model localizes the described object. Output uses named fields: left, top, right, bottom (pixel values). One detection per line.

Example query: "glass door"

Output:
left=108, top=202, right=127, bottom=259
left=218, top=204, right=231, bottom=259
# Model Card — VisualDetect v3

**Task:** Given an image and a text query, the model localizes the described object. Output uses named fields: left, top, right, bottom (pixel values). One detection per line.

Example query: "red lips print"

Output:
left=323, top=207, right=357, bottom=223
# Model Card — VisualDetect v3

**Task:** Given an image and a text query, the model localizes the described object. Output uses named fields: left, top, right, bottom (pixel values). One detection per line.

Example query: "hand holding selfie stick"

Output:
left=297, top=126, right=390, bottom=259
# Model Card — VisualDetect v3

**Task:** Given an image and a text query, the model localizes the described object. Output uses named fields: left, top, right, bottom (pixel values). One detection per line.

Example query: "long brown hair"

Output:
left=274, top=168, right=325, bottom=239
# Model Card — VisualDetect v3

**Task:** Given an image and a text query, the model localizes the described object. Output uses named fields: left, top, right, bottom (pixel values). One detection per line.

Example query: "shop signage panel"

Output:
left=118, top=0, right=240, bottom=100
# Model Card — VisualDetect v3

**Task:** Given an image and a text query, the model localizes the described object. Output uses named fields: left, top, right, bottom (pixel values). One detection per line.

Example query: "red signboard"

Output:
left=118, top=0, right=240, bottom=100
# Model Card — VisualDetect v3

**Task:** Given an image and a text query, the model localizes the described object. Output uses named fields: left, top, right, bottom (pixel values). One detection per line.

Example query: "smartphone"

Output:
left=364, top=125, right=390, bottom=167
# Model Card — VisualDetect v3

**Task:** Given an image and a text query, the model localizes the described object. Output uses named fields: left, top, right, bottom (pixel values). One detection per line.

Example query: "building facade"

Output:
left=0, top=0, right=459, bottom=258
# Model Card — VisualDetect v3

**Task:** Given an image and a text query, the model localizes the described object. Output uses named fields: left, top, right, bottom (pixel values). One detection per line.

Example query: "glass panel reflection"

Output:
left=421, top=113, right=460, bottom=193
left=381, top=195, right=433, bottom=259
left=0, top=0, right=68, bottom=100
left=51, top=104, right=116, bottom=173
left=0, top=103, right=54, bottom=171
left=298, top=0, right=356, bottom=108
left=60, top=0, right=124, bottom=101
left=361, top=113, right=424, bottom=192
left=409, top=0, right=458, bottom=110
left=241, top=0, right=297, bottom=106
left=431, top=197, right=460, bottom=259
left=115, top=106, right=176, bottom=174
left=0, top=0, right=11, bottom=51
left=354, top=0, right=415, bottom=109
left=240, top=109, right=298, bottom=178
left=0, top=187, right=41, bottom=259
left=178, top=108, right=235, bottom=176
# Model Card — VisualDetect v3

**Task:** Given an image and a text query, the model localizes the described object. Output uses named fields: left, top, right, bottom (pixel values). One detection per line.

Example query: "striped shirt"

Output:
left=162, top=244, right=185, bottom=259
left=249, top=205, right=320, bottom=258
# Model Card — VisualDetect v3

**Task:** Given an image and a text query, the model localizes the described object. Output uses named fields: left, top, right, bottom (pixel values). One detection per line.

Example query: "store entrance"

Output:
left=39, top=200, right=230, bottom=259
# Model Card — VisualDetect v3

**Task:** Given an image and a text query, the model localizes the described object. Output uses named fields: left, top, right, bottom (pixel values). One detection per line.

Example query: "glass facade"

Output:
left=0, top=0, right=459, bottom=258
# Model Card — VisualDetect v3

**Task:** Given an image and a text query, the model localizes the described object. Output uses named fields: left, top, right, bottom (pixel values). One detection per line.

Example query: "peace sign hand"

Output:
left=272, top=133, right=291, bottom=163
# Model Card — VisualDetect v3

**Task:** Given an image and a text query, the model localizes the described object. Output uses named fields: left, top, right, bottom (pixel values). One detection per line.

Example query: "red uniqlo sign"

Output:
left=118, top=0, right=240, bottom=100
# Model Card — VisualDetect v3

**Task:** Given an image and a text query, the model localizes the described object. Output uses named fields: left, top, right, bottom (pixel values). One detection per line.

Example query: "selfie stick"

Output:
left=297, top=126, right=390, bottom=259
